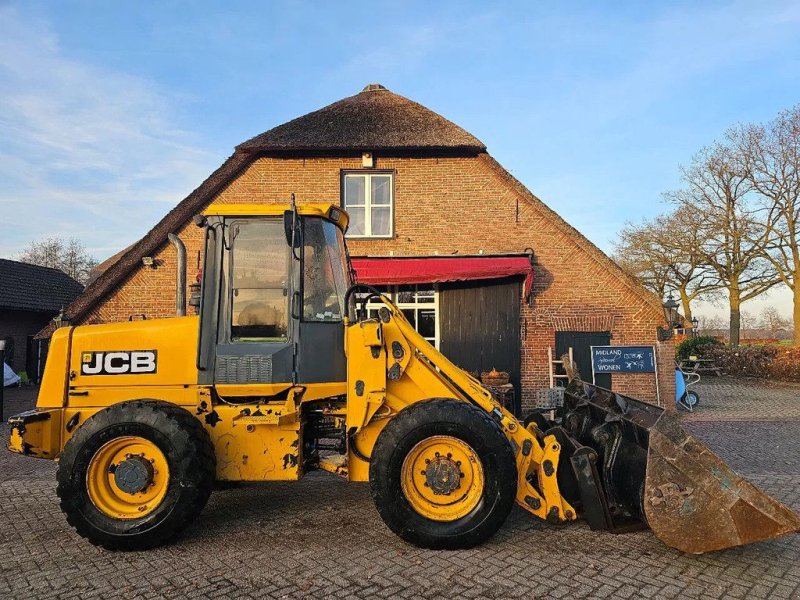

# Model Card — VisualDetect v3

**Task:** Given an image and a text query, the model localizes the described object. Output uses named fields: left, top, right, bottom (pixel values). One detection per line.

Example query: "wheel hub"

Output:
left=425, top=457, right=462, bottom=495
left=113, top=456, right=154, bottom=494
left=401, top=435, right=485, bottom=522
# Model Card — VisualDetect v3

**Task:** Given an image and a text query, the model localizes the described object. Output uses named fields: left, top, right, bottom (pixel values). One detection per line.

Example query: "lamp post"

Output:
left=0, top=339, right=5, bottom=422
left=691, top=316, right=699, bottom=338
left=657, top=292, right=681, bottom=341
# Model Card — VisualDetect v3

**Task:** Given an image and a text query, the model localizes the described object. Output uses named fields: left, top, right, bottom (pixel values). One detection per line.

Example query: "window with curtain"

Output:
left=342, top=172, right=393, bottom=238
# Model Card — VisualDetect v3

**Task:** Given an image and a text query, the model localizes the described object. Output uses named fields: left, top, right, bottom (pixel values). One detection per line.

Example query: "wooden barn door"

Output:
left=440, top=278, right=522, bottom=415
left=555, top=331, right=611, bottom=388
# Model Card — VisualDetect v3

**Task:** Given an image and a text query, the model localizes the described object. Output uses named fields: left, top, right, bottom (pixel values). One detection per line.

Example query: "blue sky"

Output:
left=1, top=1, right=799, bottom=317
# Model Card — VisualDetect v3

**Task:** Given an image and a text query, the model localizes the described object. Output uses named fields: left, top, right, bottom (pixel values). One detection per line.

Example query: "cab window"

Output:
left=230, top=219, right=289, bottom=341
left=303, top=218, right=348, bottom=322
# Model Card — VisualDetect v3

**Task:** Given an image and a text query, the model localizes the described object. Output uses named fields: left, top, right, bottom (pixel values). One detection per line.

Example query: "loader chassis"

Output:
left=7, top=202, right=800, bottom=553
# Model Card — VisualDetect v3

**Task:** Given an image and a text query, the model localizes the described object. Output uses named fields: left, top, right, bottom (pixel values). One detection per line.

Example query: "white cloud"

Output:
left=0, top=6, right=217, bottom=259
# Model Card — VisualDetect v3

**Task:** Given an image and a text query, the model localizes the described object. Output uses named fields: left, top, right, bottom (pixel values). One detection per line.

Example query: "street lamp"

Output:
left=657, top=292, right=680, bottom=341
left=691, top=316, right=699, bottom=338
left=0, top=339, right=5, bottom=421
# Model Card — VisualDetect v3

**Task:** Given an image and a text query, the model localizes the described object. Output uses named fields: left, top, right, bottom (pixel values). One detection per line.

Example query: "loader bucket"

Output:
left=550, top=382, right=800, bottom=554
left=644, top=412, right=800, bottom=553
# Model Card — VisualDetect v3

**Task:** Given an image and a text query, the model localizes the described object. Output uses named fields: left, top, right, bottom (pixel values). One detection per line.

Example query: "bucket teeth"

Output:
left=644, top=412, right=800, bottom=554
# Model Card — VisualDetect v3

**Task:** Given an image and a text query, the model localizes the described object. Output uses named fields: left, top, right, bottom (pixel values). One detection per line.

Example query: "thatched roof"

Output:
left=237, top=84, right=485, bottom=154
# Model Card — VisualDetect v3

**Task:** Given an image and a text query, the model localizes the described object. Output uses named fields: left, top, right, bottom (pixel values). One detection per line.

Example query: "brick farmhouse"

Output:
left=48, top=84, right=675, bottom=413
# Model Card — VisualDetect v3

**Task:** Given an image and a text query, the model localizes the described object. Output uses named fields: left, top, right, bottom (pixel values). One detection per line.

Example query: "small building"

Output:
left=1, top=259, right=83, bottom=378
left=48, top=84, right=675, bottom=412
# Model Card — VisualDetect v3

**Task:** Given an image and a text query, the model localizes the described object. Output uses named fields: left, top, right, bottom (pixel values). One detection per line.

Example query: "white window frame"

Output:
left=364, top=284, right=440, bottom=348
left=342, top=171, right=394, bottom=238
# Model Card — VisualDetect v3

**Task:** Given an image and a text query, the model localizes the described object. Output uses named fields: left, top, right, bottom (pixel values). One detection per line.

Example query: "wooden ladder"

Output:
left=548, top=346, right=574, bottom=388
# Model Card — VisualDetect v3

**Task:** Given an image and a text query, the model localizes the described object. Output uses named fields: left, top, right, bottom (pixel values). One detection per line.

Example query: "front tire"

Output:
left=369, top=399, right=517, bottom=549
left=57, top=400, right=215, bottom=551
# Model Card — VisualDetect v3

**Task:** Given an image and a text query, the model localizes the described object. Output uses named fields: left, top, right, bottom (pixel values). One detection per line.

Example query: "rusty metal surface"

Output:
left=644, top=412, right=800, bottom=554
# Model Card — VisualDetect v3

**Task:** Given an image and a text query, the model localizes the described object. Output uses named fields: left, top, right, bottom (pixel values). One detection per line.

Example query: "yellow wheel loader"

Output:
left=7, top=202, right=799, bottom=553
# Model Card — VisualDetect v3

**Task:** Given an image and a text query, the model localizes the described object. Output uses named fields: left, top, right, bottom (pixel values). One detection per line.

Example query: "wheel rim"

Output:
left=86, top=436, right=170, bottom=520
left=401, top=435, right=484, bottom=522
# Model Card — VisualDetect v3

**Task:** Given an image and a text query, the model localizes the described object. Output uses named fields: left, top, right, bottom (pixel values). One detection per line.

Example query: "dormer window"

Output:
left=342, top=171, right=393, bottom=238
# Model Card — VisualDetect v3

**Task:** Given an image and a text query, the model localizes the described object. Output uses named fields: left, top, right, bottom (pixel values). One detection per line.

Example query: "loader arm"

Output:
left=345, top=295, right=577, bottom=524
left=345, top=291, right=800, bottom=553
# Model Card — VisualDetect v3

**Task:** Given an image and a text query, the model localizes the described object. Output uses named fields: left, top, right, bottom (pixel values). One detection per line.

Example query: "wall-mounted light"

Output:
left=52, top=307, right=70, bottom=329
left=657, top=292, right=680, bottom=341
left=362, top=152, right=374, bottom=168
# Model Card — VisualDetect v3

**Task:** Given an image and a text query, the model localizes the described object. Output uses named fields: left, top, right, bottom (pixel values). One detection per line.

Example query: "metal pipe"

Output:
left=168, top=233, right=187, bottom=317
left=0, top=340, right=5, bottom=422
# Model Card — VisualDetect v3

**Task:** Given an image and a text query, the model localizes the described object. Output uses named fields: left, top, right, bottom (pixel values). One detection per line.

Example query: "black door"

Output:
left=440, top=278, right=522, bottom=415
left=555, top=331, right=611, bottom=388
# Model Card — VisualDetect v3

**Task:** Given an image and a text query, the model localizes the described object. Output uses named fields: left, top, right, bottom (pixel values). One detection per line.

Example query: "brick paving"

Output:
left=682, top=376, right=800, bottom=422
left=1, top=382, right=798, bottom=600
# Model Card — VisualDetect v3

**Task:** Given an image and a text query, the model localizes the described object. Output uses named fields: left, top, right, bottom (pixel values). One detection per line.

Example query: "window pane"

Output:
left=345, top=175, right=366, bottom=206
left=347, top=206, right=365, bottom=236
left=232, top=289, right=288, bottom=341
left=418, top=309, right=435, bottom=338
left=416, top=288, right=435, bottom=303
left=397, top=286, right=414, bottom=303
left=303, top=218, right=347, bottom=322
left=402, top=309, right=416, bottom=328
left=230, top=220, right=288, bottom=341
left=371, top=206, right=391, bottom=236
left=371, top=175, right=392, bottom=205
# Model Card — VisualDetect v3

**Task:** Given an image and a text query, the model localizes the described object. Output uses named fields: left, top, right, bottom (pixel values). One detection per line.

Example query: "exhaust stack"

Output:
left=168, top=233, right=186, bottom=317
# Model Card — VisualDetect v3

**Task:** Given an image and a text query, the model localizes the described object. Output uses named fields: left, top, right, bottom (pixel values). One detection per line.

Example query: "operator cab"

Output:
left=196, top=203, right=351, bottom=390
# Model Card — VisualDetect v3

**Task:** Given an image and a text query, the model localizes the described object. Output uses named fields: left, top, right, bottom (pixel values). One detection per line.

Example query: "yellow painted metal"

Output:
left=215, top=382, right=346, bottom=403
left=401, top=435, right=484, bottom=522
left=6, top=408, right=63, bottom=459
left=343, top=300, right=577, bottom=523
left=203, top=203, right=349, bottom=231
left=85, top=436, right=170, bottom=520
left=36, top=326, right=72, bottom=409
left=318, top=454, right=349, bottom=479
left=67, top=317, right=199, bottom=391
left=203, top=402, right=302, bottom=481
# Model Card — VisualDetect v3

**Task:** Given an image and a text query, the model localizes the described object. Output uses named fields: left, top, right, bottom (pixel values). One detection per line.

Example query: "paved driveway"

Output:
left=1, top=379, right=798, bottom=599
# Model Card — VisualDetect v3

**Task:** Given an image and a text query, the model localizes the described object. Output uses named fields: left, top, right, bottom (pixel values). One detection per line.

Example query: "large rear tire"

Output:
left=369, top=399, right=517, bottom=549
left=57, top=400, right=215, bottom=551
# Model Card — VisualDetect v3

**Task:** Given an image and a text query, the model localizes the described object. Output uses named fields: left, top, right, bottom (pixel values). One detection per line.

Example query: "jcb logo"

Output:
left=80, top=350, right=157, bottom=376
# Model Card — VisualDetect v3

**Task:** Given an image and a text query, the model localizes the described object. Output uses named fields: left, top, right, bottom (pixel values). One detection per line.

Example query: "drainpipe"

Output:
left=168, top=233, right=187, bottom=317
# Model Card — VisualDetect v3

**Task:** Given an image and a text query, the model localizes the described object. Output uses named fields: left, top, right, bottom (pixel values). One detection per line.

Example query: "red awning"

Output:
left=351, top=256, right=533, bottom=298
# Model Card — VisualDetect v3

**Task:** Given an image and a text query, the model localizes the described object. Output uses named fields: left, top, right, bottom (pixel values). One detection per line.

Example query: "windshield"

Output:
left=303, top=218, right=350, bottom=322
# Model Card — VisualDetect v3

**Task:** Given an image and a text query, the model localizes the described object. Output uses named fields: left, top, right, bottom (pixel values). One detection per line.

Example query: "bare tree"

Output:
left=669, top=143, right=780, bottom=346
left=735, top=105, right=800, bottom=343
left=739, top=309, right=755, bottom=341
left=698, top=314, right=726, bottom=335
left=758, top=306, right=791, bottom=338
left=17, top=237, right=97, bottom=284
left=612, top=206, right=720, bottom=321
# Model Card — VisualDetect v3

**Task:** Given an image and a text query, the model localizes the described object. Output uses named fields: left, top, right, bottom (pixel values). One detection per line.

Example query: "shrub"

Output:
left=676, top=336, right=723, bottom=360
left=701, top=344, right=778, bottom=378
left=767, top=346, right=800, bottom=382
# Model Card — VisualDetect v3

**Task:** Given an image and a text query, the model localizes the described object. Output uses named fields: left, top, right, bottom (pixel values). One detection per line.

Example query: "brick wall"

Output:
left=81, top=153, right=676, bottom=409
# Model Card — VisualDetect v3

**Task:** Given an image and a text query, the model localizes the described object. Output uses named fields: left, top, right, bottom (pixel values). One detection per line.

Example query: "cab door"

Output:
left=212, top=218, right=295, bottom=389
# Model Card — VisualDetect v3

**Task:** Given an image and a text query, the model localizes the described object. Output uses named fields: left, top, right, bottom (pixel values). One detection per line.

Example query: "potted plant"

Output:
left=481, top=368, right=510, bottom=386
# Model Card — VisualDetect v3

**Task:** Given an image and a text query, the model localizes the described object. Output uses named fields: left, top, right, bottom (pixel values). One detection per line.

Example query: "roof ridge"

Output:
left=0, top=257, right=80, bottom=277
left=237, top=85, right=485, bottom=153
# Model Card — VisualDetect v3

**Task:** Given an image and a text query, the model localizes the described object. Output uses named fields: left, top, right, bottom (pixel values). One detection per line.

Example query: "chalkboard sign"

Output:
left=590, top=346, right=656, bottom=374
